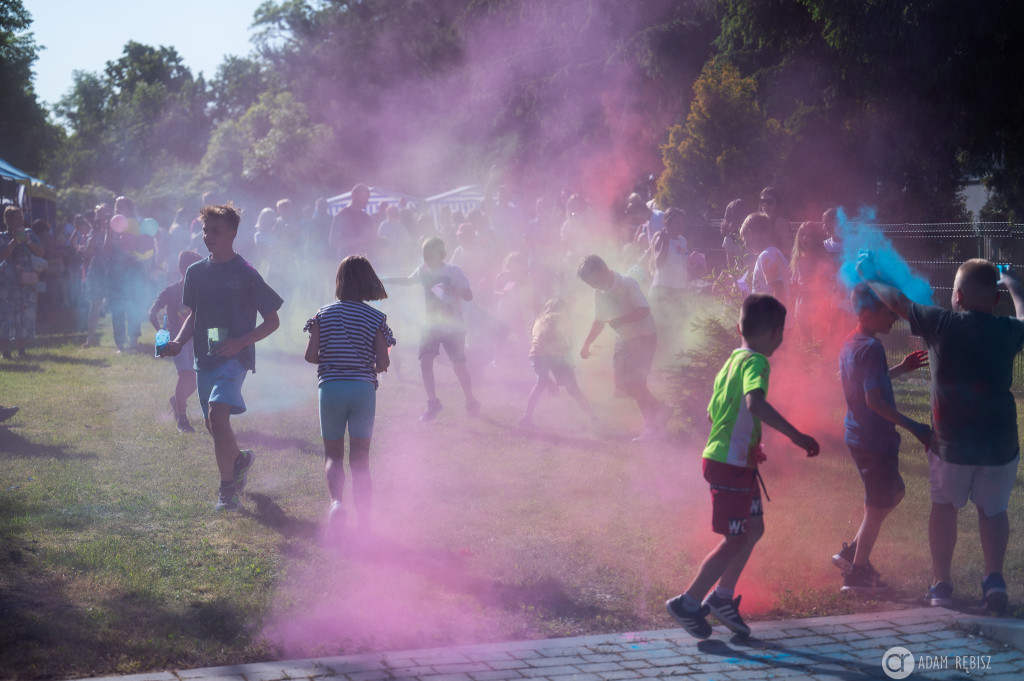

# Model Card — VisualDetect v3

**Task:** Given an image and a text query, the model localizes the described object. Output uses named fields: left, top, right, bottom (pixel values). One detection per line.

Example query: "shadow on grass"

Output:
left=235, top=430, right=317, bottom=453
left=0, top=361, right=45, bottom=373
left=0, top=428, right=99, bottom=460
left=247, top=492, right=320, bottom=541
left=339, top=533, right=607, bottom=621
left=5, top=351, right=112, bottom=367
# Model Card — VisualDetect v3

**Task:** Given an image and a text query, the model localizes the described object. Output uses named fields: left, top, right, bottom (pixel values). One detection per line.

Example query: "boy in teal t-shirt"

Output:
left=666, top=294, right=819, bottom=639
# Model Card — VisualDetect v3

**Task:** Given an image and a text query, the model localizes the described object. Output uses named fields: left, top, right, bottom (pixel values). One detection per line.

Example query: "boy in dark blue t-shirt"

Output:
left=162, top=203, right=284, bottom=512
left=833, top=283, right=930, bottom=593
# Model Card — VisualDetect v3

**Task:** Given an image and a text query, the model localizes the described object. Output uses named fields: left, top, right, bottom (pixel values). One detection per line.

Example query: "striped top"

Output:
left=306, top=301, right=397, bottom=388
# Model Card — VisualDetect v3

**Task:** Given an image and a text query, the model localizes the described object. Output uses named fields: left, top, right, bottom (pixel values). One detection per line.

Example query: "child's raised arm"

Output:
left=999, top=266, right=1024, bottom=320
left=380, top=274, right=417, bottom=286
left=746, top=389, right=820, bottom=457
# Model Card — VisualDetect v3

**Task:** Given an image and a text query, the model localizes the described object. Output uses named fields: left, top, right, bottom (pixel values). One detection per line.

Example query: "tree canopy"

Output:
left=9, top=0, right=1024, bottom=222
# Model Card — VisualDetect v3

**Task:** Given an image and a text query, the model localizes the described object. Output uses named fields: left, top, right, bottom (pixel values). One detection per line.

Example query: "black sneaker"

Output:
left=420, top=399, right=443, bottom=422
left=232, top=449, right=255, bottom=494
left=666, top=595, right=712, bottom=639
left=215, top=484, right=240, bottom=511
left=841, top=563, right=889, bottom=594
left=831, top=541, right=856, bottom=574
left=466, top=398, right=481, bottom=417
left=703, top=592, right=751, bottom=637
left=981, top=573, right=1007, bottom=614
left=927, top=581, right=954, bottom=607
left=169, top=395, right=178, bottom=420
left=0, top=405, right=18, bottom=422
left=177, top=418, right=196, bottom=433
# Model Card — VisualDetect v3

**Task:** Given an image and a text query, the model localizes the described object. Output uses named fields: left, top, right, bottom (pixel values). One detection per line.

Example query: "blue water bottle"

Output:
left=155, top=314, right=170, bottom=357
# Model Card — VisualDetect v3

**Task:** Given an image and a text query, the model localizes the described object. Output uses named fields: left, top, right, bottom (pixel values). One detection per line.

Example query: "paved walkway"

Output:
left=79, top=607, right=1024, bottom=681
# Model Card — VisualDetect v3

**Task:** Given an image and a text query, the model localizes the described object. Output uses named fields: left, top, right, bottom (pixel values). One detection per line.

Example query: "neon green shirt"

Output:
left=703, top=348, right=771, bottom=468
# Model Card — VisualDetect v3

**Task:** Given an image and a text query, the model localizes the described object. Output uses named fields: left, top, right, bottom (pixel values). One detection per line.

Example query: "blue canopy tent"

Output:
left=0, top=156, right=57, bottom=226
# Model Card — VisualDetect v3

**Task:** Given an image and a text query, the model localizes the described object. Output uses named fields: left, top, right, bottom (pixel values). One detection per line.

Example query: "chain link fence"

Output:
left=695, top=220, right=1024, bottom=390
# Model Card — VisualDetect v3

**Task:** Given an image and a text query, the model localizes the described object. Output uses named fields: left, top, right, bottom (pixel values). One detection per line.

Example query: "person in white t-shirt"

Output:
left=740, top=212, right=789, bottom=308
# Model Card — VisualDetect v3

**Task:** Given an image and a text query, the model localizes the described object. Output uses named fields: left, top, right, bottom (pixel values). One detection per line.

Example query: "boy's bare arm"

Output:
left=580, top=320, right=605, bottom=359
left=864, top=387, right=931, bottom=446
left=373, top=327, right=391, bottom=373
left=746, top=389, right=820, bottom=456
left=162, top=310, right=196, bottom=357
left=1000, top=268, right=1024, bottom=319
left=856, top=251, right=911, bottom=319
left=304, top=319, right=320, bottom=364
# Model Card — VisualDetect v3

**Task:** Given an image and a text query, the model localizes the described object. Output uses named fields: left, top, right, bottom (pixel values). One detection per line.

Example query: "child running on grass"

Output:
left=304, top=255, right=396, bottom=537
left=666, top=294, right=819, bottom=639
left=832, top=283, right=931, bottom=594
left=162, top=203, right=284, bottom=512
left=519, top=297, right=595, bottom=428
left=149, top=249, right=204, bottom=433
left=384, top=237, right=479, bottom=422
left=860, top=255, right=1024, bottom=613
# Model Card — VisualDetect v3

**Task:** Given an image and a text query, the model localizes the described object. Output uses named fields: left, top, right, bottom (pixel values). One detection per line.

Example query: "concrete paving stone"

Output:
left=506, top=650, right=544, bottom=661
left=461, top=651, right=516, bottom=663
left=547, top=674, right=603, bottom=681
left=517, top=666, right=580, bottom=678
left=326, top=659, right=390, bottom=675
left=524, top=656, right=587, bottom=668
left=573, top=663, right=626, bottom=674
left=344, top=671, right=390, bottom=681
left=978, top=674, right=1024, bottom=681
left=409, top=652, right=474, bottom=666
left=78, top=674, right=179, bottom=681
left=175, top=674, right=247, bottom=681
left=414, top=674, right=474, bottom=681
left=578, top=654, right=623, bottom=664
left=595, top=672, right=643, bottom=681
left=468, top=671, right=526, bottom=681
left=901, top=632, right=938, bottom=644
left=432, top=663, right=498, bottom=675
left=486, top=660, right=529, bottom=671
left=615, top=659, right=652, bottom=669
left=776, top=628, right=816, bottom=637
left=618, top=647, right=680, bottom=661
left=775, top=635, right=833, bottom=648
left=385, top=667, right=435, bottom=677
left=641, top=654, right=698, bottom=669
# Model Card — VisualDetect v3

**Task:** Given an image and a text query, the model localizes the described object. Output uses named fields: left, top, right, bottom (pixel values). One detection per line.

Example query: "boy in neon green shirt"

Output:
left=667, top=294, right=819, bottom=638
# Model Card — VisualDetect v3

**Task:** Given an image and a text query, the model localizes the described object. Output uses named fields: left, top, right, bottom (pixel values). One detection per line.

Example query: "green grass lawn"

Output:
left=1, top=325, right=1022, bottom=680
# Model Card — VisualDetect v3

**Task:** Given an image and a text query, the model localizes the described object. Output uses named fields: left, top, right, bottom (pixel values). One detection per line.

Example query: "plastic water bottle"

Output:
left=155, top=314, right=170, bottom=357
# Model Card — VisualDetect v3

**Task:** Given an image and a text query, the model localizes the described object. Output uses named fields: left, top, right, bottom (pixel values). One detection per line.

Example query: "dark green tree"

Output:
left=0, top=0, right=60, bottom=174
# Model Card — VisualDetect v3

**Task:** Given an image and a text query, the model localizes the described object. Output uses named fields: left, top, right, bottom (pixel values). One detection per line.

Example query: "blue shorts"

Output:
left=319, top=379, right=377, bottom=440
left=197, top=359, right=248, bottom=419
left=172, top=337, right=195, bottom=373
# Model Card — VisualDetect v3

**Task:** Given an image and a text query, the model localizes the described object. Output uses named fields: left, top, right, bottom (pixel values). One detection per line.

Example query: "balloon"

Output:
left=125, top=217, right=140, bottom=235
left=110, top=214, right=128, bottom=233
left=139, top=217, right=159, bottom=236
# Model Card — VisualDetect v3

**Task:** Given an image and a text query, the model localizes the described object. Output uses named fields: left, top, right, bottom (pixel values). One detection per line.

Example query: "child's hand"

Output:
left=792, top=432, right=820, bottom=457
left=856, top=249, right=878, bottom=280
left=998, top=264, right=1019, bottom=284
left=580, top=344, right=592, bottom=359
left=753, top=444, right=767, bottom=464
left=909, top=421, right=932, bottom=447
left=899, top=350, right=929, bottom=373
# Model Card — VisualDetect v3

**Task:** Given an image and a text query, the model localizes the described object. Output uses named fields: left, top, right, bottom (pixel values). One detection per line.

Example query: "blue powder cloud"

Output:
left=835, top=207, right=933, bottom=305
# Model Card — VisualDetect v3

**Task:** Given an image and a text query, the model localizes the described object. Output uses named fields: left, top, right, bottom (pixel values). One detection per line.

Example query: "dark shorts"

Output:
left=848, top=444, right=905, bottom=509
left=419, top=328, right=466, bottom=363
left=613, top=333, right=657, bottom=389
left=704, top=457, right=762, bottom=536
left=531, top=355, right=574, bottom=386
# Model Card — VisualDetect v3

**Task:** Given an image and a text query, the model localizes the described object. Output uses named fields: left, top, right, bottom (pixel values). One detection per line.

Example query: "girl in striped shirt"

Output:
left=304, top=255, right=396, bottom=537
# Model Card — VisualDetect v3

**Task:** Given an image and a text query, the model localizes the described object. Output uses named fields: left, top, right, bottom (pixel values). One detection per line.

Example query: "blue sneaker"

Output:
left=927, top=581, right=953, bottom=607
left=981, top=573, right=1007, bottom=614
left=232, top=449, right=255, bottom=494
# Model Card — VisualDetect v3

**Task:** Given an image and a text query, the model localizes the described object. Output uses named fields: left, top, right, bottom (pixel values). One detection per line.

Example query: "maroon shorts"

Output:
left=703, top=458, right=763, bottom=536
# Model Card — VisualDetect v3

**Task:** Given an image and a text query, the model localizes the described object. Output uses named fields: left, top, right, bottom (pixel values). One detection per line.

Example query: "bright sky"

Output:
left=26, top=0, right=268, bottom=107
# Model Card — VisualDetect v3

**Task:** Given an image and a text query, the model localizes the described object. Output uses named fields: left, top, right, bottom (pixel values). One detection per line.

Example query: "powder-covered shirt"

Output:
left=308, top=300, right=396, bottom=388
left=412, top=262, right=471, bottom=332
left=909, top=302, right=1024, bottom=466
left=703, top=349, right=770, bottom=469
left=751, top=246, right=789, bottom=299
left=839, top=331, right=900, bottom=454
left=594, top=272, right=656, bottom=340
left=529, top=312, right=571, bottom=359
left=182, top=254, right=284, bottom=373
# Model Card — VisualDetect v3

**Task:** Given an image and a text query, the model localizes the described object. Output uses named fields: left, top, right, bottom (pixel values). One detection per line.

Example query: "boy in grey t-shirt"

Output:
left=163, top=203, right=284, bottom=512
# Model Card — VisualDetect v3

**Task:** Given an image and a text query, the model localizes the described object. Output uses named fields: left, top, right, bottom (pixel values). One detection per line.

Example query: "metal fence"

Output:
left=696, top=220, right=1024, bottom=390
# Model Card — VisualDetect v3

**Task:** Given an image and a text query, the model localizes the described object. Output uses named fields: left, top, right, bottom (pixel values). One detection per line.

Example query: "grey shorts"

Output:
left=928, top=451, right=1019, bottom=516
left=613, top=333, right=657, bottom=389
